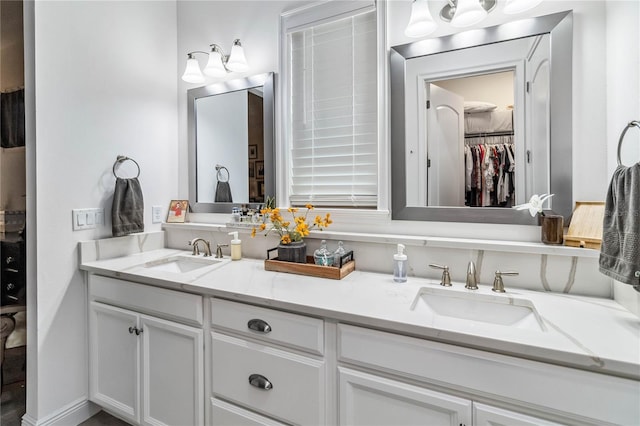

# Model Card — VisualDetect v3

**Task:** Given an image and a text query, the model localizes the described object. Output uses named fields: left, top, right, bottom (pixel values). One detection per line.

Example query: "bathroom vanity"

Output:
left=79, top=233, right=639, bottom=426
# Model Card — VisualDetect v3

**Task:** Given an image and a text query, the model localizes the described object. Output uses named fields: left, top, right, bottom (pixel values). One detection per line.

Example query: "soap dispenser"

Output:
left=228, top=231, right=242, bottom=260
left=393, top=244, right=407, bottom=283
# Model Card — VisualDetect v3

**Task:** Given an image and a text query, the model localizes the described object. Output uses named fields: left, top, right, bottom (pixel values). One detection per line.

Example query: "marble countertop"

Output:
left=80, top=248, right=640, bottom=381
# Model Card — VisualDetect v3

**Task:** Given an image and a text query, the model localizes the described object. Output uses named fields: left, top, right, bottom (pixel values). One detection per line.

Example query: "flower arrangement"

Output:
left=251, top=204, right=332, bottom=244
left=513, top=193, right=554, bottom=217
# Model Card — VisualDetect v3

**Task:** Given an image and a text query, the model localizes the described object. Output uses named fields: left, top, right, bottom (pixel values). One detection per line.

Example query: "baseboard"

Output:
left=21, top=398, right=100, bottom=426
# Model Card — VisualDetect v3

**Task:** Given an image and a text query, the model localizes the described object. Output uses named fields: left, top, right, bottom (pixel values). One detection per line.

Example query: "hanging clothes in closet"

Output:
left=464, top=135, right=515, bottom=208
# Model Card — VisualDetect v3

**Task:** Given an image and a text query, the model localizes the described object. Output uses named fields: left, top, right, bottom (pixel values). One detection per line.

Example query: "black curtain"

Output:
left=1, top=89, right=25, bottom=148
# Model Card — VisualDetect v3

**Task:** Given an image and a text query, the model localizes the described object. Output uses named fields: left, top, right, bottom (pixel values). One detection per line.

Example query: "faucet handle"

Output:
left=429, top=264, right=452, bottom=287
left=215, top=243, right=229, bottom=259
left=492, top=270, right=518, bottom=293
left=188, top=240, right=200, bottom=256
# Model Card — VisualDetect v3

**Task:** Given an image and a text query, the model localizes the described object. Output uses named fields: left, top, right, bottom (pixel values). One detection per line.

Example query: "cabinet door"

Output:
left=89, top=302, right=140, bottom=424
left=339, top=368, right=472, bottom=426
left=474, top=403, right=564, bottom=426
left=211, top=398, right=287, bottom=426
left=140, top=314, right=204, bottom=426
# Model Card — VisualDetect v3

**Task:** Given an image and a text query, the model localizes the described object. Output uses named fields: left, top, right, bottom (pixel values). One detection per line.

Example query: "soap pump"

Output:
left=393, top=244, right=407, bottom=283
left=228, top=231, right=242, bottom=260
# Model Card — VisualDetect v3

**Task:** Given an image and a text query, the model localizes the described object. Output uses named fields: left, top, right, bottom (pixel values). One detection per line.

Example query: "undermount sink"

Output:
left=142, top=255, right=227, bottom=273
left=410, top=287, right=546, bottom=332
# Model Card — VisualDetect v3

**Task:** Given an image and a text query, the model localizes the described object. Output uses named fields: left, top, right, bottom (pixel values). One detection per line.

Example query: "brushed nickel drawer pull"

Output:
left=248, top=374, right=273, bottom=390
left=247, top=319, right=272, bottom=333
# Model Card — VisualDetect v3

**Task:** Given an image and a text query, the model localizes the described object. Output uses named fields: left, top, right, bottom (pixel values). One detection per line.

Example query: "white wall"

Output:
left=26, top=1, right=178, bottom=422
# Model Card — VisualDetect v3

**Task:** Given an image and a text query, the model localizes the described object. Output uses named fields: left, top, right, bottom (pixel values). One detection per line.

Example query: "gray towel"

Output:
left=215, top=181, right=233, bottom=203
left=599, top=164, right=640, bottom=285
left=112, top=177, right=144, bottom=237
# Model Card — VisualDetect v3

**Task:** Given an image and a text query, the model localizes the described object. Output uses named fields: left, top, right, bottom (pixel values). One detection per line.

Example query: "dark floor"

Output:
left=1, top=346, right=129, bottom=426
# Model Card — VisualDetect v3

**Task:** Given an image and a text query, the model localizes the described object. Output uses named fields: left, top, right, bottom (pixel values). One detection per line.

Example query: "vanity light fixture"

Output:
left=405, top=0, right=542, bottom=38
left=181, top=39, right=249, bottom=83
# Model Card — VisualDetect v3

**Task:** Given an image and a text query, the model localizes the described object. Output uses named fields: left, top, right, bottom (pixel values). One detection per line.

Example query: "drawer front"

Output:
left=211, top=298, right=324, bottom=355
left=89, top=275, right=203, bottom=326
left=211, top=398, right=287, bottom=426
left=338, top=324, right=640, bottom=426
left=211, top=332, right=325, bottom=425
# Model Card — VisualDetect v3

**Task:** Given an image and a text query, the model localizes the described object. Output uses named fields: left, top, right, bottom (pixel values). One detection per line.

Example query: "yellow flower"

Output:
left=314, top=215, right=323, bottom=226
left=287, top=207, right=298, bottom=213
left=259, top=223, right=266, bottom=231
left=281, top=234, right=292, bottom=244
left=305, top=204, right=314, bottom=210
left=251, top=228, right=257, bottom=238
left=253, top=204, right=332, bottom=245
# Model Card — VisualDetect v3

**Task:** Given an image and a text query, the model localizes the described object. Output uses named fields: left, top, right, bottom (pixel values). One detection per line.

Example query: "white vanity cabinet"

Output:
left=88, top=275, right=205, bottom=426
left=209, top=298, right=327, bottom=425
left=337, top=324, right=637, bottom=426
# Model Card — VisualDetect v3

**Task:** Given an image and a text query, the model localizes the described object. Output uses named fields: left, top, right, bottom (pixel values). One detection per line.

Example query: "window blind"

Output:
left=287, top=8, right=378, bottom=208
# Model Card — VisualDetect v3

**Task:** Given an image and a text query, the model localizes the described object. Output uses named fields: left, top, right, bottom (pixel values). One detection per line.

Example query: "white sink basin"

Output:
left=410, top=287, right=546, bottom=332
left=143, top=255, right=227, bottom=273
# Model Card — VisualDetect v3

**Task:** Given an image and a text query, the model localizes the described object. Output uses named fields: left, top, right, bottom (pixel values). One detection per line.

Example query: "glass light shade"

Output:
left=503, top=0, right=543, bottom=14
left=181, top=57, right=205, bottom=83
left=226, top=42, right=249, bottom=72
left=450, top=0, right=488, bottom=27
left=203, top=51, right=227, bottom=78
left=405, top=0, right=438, bottom=38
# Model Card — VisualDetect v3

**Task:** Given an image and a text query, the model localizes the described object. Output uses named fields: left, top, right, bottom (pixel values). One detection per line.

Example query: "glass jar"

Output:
left=333, top=241, right=346, bottom=267
left=313, top=240, right=333, bottom=266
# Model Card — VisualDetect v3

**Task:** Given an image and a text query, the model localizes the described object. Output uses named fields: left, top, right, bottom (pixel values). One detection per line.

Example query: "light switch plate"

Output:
left=72, top=208, right=104, bottom=231
left=152, top=205, right=163, bottom=224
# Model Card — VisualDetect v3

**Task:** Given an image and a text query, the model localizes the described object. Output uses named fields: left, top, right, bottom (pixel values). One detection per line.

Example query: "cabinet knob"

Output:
left=248, top=374, right=273, bottom=390
left=6, top=283, right=15, bottom=291
left=128, top=326, right=143, bottom=335
left=247, top=319, right=272, bottom=333
left=128, top=326, right=136, bottom=334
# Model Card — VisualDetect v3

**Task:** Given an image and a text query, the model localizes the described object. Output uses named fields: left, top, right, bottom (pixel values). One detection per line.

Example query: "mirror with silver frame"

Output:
left=188, top=72, right=274, bottom=213
left=391, top=11, right=572, bottom=224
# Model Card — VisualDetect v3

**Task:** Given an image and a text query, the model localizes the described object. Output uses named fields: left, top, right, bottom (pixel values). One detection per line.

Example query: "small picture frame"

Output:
left=249, top=161, right=255, bottom=178
left=256, top=160, right=264, bottom=178
left=167, top=200, right=188, bottom=223
left=249, top=145, right=258, bottom=159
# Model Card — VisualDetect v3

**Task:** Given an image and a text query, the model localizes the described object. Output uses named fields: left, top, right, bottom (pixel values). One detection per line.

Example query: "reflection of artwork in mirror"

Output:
left=259, top=181, right=265, bottom=197
left=167, top=200, right=188, bottom=223
left=249, top=181, right=258, bottom=199
left=256, top=161, right=264, bottom=179
left=249, top=161, right=255, bottom=178
left=421, top=71, right=516, bottom=209
left=249, top=145, right=257, bottom=159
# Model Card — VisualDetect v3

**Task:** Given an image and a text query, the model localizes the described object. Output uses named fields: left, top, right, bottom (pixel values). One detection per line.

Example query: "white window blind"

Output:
left=287, top=7, right=378, bottom=208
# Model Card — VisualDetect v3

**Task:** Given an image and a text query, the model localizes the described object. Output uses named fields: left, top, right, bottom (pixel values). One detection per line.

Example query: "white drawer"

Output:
left=211, top=398, right=287, bottom=426
left=211, top=331, right=325, bottom=425
left=89, top=274, right=203, bottom=326
left=338, top=324, right=640, bottom=426
left=211, top=298, right=324, bottom=355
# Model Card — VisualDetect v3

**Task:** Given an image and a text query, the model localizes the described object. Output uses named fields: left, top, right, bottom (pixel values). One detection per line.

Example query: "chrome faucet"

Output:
left=465, top=261, right=479, bottom=290
left=189, top=238, right=212, bottom=257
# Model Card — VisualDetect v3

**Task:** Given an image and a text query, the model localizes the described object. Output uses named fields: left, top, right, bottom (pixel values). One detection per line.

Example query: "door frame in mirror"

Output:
left=390, top=12, right=572, bottom=224
left=188, top=72, right=275, bottom=213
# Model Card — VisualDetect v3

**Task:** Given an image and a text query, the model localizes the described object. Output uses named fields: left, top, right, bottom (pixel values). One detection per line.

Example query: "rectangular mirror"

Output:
left=188, top=72, right=274, bottom=213
left=391, top=12, right=572, bottom=224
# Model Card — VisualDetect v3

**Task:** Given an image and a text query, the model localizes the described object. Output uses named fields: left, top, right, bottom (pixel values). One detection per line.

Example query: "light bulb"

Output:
left=450, top=0, right=487, bottom=28
left=405, top=0, right=437, bottom=38
left=181, top=56, right=205, bottom=83
left=226, top=40, right=249, bottom=73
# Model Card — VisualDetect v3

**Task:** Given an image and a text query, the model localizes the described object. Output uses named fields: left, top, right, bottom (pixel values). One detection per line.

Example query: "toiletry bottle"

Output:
left=228, top=231, right=242, bottom=260
left=393, top=244, right=407, bottom=283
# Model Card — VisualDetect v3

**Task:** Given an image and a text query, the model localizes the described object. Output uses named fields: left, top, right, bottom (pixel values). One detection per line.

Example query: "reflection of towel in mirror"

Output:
left=215, top=181, right=233, bottom=203
left=599, top=164, right=640, bottom=286
left=112, top=177, right=144, bottom=237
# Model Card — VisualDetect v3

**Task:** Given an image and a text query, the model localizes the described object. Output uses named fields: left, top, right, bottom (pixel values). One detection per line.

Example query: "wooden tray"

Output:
left=264, top=248, right=355, bottom=280
left=564, top=201, right=605, bottom=249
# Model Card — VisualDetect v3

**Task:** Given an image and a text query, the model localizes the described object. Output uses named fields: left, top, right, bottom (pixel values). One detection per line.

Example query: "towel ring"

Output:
left=113, top=155, right=140, bottom=179
left=215, top=164, right=230, bottom=182
left=617, top=120, right=640, bottom=167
